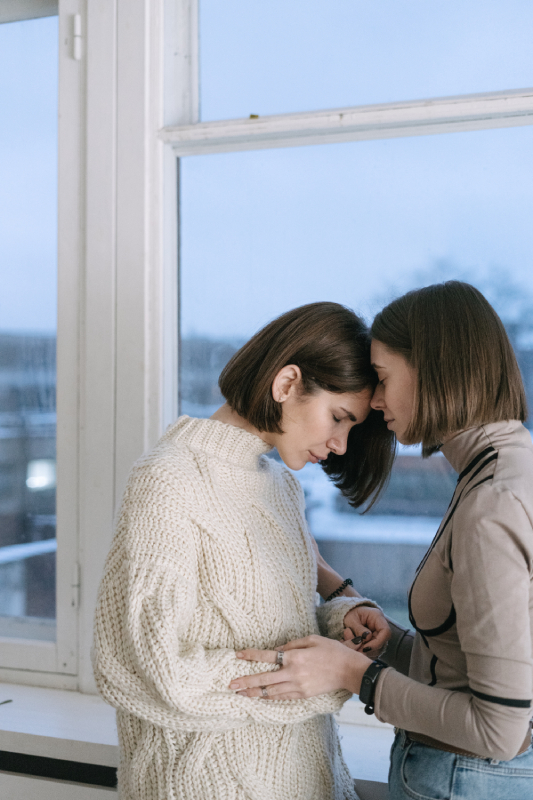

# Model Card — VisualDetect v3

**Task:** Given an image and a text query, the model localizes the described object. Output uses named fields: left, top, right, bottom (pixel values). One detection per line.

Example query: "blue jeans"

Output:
left=389, top=729, right=533, bottom=800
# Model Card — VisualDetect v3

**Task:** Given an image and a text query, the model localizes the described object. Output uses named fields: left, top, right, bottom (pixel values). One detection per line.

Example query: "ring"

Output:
left=261, top=686, right=268, bottom=698
left=276, top=650, right=284, bottom=666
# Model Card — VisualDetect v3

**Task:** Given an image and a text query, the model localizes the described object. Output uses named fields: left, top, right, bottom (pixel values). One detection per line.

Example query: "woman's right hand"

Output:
left=342, top=606, right=391, bottom=658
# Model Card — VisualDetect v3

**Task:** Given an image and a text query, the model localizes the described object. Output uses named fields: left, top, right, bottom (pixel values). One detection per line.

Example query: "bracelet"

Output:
left=359, top=659, right=388, bottom=715
left=325, top=578, right=353, bottom=602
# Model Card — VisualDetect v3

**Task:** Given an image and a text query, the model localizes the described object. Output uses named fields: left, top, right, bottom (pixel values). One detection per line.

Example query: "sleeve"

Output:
left=93, top=466, right=350, bottom=734
left=374, top=487, right=533, bottom=761
left=316, top=596, right=382, bottom=639
left=382, top=617, right=414, bottom=676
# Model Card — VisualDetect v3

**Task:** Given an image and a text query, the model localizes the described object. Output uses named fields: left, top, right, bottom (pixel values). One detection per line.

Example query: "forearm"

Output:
left=375, top=667, right=531, bottom=761
left=381, top=616, right=414, bottom=676
left=314, top=542, right=360, bottom=600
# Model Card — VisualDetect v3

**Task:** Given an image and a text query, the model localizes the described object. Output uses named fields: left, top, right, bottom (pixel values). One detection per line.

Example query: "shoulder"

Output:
left=128, top=417, right=200, bottom=490
left=453, top=483, right=533, bottom=567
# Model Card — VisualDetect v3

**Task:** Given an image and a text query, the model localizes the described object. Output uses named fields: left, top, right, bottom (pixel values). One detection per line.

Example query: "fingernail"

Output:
left=236, top=652, right=244, bottom=658
left=361, top=631, right=370, bottom=640
left=352, top=636, right=363, bottom=645
left=229, top=682, right=240, bottom=689
left=363, top=647, right=372, bottom=653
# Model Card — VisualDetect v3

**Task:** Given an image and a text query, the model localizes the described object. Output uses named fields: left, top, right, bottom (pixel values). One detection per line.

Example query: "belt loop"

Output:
left=396, top=728, right=408, bottom=749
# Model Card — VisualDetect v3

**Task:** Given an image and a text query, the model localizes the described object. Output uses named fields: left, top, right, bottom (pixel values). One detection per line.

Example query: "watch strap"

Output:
left=359, top=658, right=388, bottom=716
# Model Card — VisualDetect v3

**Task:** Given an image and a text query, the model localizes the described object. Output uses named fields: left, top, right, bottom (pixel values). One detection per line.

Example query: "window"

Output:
left=176, top=4, right=533, bottom=627
left=0, top=15, right=58, bottom=639
left=0, top=0, right=531, bottom=694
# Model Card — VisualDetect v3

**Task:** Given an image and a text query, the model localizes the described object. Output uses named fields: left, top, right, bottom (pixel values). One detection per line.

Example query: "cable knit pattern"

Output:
left=93, top=416, right=359, bottom=800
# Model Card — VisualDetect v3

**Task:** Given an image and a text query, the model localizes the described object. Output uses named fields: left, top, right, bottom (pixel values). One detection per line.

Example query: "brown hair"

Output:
left=371, top=281, right=528, bottom=454
left=219, top=302, right=395, bottom=507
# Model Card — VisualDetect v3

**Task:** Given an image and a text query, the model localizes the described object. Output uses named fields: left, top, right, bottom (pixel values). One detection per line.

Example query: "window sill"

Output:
left=0, top=682, right=117, bottom=767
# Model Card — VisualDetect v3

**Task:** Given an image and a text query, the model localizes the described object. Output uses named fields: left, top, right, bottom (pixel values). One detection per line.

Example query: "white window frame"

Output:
left=0, top=0, right=531, bottom=693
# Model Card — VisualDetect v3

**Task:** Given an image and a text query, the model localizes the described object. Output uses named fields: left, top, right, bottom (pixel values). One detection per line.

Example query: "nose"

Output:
left=327, top=431, right=348, bottom=457
left=371, top=383, right=385, bottom=411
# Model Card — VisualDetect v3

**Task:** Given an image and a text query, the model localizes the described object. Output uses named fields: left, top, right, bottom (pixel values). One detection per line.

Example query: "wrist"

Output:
left=358, top=659, right=388, bottom=715
left=344, top=651, right=372, bottom=695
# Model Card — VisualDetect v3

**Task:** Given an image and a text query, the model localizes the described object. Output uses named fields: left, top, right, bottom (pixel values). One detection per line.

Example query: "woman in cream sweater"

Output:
left=92, top=302, right=394, bottom=800
left=235, top=283, right=533, bottom=800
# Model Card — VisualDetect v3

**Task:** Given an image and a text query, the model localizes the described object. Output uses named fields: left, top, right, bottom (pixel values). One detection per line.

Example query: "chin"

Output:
left=284, top=456, right=306, bottom=471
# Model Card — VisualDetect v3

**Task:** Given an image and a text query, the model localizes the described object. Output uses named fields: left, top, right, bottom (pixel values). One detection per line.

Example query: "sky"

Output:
left=0, top=16, right=58, bottom=333
left=0, top=5, right=532, bottom=337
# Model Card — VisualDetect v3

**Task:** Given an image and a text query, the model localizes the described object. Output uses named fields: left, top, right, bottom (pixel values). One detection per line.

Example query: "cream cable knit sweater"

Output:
left=93, top=416, right=371, bottom=800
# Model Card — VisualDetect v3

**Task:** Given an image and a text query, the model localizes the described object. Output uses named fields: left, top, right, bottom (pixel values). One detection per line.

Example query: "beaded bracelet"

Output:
left=325, top=578, right=353, bottom=602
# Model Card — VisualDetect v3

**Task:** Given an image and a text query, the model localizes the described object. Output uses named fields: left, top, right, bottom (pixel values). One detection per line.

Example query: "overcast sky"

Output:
left=1, top=5, right=532, bottom=337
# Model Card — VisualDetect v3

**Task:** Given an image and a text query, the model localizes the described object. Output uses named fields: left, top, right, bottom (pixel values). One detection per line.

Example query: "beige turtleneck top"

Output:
left=375, top=421, right=533, bottom=761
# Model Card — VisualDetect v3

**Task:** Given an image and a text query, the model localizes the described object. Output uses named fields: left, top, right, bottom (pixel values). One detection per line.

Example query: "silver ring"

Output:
left=276, top=650, right=284, bottom=666
left=261, top=685, right=268, bottom=698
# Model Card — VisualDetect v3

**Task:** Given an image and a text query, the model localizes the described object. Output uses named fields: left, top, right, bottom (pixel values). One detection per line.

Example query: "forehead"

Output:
left=371, top=339, right=401, bottom=367
left=315, top=387, right=372, bottom=413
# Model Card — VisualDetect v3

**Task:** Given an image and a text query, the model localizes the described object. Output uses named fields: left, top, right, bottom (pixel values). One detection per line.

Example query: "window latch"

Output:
left=72, top=14, right=82, bottom=61
left=71, top=562, right=81, bottom=608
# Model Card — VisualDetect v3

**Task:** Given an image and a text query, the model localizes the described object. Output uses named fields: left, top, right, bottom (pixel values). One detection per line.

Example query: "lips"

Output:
left=309, top=451, right=327, bottom=463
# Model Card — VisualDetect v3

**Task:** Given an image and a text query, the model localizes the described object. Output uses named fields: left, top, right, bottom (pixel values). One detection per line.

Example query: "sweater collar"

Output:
left=177, top=415, right=273, bottom=469
left=440, top=420, right=529, bottom=475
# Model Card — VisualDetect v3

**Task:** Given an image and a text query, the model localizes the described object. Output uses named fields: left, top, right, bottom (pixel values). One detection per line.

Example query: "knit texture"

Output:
left=93, top=416, right=359, bottom=800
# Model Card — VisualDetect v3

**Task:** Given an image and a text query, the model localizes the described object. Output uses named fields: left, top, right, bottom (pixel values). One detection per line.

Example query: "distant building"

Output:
left=0, top=333, right=56, bottom=618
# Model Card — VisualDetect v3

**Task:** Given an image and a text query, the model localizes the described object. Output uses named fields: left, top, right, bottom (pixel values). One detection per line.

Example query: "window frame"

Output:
left=0, top=0, right=531, bottom=693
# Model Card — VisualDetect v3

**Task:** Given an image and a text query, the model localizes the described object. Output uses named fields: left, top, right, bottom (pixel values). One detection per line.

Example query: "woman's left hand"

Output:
left=229, top=635, right=372, bottom=700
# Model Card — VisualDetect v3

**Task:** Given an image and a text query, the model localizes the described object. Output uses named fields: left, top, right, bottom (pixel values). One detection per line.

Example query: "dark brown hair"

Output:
left=371, top=281, right=528, bottom=454
left=219, top=302, right=395, bottom=507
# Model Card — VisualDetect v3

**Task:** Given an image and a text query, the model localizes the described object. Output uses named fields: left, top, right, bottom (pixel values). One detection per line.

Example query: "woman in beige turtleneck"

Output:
left=234, top=282, right=533, bottom=800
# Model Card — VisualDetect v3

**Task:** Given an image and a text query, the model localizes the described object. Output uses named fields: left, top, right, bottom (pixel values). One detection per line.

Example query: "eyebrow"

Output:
left=341, top=407, right=357, bottom=422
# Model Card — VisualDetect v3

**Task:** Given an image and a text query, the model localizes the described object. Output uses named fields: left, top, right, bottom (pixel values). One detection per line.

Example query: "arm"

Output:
left=312, top=536, right=359, bottom=600
left=381, top=617, right=414, bottom=676
left=93, top=466, right=350, bottom=734
left=313, top=535, right=391, bottom=654
left=375, top=487, right=533, bottom=760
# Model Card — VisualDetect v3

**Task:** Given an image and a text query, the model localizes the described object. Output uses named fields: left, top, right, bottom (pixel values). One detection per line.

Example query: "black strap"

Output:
left=471, top=689, right=532, bottom=708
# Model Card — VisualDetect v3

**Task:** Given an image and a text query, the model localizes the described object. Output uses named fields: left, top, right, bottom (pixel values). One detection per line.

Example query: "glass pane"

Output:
left=199, top=0, right=533, bottom=121
left=0, top=16, right=58, bottom=637
left=180, top=125, right=533, bottom=625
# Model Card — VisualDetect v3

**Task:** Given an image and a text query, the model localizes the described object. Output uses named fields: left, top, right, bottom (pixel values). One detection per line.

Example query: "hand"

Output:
left=343, top=606, right=391, bottom=659
left=229, top=635, right=372, bottom=699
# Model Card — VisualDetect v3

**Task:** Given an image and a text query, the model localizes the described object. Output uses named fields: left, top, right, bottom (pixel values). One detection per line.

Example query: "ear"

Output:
left=271, top=365, right=302, bottom=403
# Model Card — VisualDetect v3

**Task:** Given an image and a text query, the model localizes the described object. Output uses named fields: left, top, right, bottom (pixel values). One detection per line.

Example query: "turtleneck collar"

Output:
left=440, top=420, right=530, bottom=475
left=175, top=415, right=273, bottom=470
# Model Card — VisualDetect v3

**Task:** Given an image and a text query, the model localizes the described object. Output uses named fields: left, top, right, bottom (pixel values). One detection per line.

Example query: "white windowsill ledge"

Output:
left=0, top=682, right=117, bottom=767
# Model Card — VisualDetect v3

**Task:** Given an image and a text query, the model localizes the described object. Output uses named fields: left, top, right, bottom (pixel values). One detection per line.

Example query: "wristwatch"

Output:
left=359, top=659, right=388, bottom=715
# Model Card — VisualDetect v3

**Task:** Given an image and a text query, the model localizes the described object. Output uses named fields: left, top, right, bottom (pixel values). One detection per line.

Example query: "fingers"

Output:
left=363, top=628, right=389, bottom=652
left=237, top=681, right=302, bottom=700
left=341, top=627, right=370, bottom=651
left=236, top=648, right=278, bottom=664
left=345, top=622, right=372, bottom=640
left=276, top=636, right=320, bottom=651
left=230, top=669, right=287, bottom=692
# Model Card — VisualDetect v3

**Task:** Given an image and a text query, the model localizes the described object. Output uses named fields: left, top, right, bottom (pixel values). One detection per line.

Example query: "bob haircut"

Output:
left=219, top=302, right=395, bottom=508
left=371, top=281, right=528, bottom=454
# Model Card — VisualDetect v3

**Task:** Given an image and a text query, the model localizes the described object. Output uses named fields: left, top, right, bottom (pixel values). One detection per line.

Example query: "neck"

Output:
left=210, top=403, right=273, bottom=447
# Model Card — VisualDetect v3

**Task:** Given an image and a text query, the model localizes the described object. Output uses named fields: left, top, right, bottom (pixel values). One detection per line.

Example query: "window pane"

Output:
left=199, top=0, right=533, bottom=121
left=0, top=17, right=58, bottom=637
left=180, top=125, right=533, bottom=624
